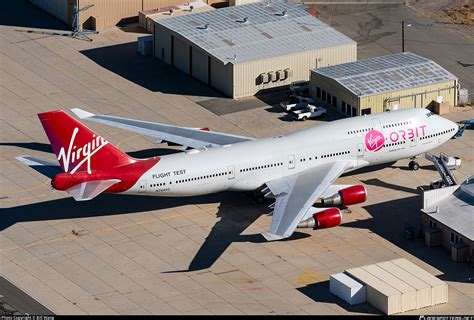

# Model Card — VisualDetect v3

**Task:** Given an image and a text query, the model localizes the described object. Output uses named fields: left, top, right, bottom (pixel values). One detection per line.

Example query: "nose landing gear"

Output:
left=409, top=160, right=420, bottom=171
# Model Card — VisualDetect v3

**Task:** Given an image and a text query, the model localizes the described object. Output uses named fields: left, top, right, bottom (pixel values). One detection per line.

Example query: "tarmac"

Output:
left=0, top=0, right=473, bottom=315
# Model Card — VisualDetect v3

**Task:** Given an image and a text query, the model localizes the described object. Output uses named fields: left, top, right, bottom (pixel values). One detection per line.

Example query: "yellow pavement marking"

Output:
left=297, top=271, right=319, bottom=286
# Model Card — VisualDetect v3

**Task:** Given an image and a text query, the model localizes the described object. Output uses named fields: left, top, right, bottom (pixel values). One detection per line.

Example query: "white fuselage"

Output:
left=128, top=109, right=458, bottom=196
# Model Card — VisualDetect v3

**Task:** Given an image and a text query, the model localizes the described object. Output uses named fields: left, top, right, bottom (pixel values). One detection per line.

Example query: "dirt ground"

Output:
left=307, top=0, right=474, bottom=40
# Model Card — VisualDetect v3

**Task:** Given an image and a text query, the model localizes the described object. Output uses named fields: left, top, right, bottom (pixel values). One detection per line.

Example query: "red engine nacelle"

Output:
left=297, top=208, right=342, bottom=230
left=321, top=185, right=367, bottom=207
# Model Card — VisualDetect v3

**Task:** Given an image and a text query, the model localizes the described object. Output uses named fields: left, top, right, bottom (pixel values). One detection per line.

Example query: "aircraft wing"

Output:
left=71, top=108, right=254, bottom=149
left=262, top=161, right=349, bottom=241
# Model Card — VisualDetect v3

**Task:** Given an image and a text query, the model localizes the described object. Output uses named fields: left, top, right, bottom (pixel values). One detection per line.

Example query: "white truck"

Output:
left=292, top=104, right=327, bottom=121
left=280, top=96, right=314, bottom=112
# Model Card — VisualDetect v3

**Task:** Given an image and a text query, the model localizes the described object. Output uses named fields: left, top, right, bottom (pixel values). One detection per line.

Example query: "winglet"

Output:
left=71, top=108, right=95, bottom=119
left=261, top=232, right=286, bottom=242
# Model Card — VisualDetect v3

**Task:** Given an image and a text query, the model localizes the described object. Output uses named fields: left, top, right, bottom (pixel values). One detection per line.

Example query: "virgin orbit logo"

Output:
left=57, top=127, right=108, bottom=174
left=365, top=129, right=385, bottom=152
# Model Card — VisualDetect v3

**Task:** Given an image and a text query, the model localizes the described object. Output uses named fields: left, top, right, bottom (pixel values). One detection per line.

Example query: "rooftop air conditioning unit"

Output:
left=284, top=68, right=293, bottom=78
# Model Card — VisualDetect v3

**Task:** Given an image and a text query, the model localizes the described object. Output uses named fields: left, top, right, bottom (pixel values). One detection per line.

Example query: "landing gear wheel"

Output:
left=255, top=195, right=265, bottom=204
left=409, top=161, right=420, bottom=171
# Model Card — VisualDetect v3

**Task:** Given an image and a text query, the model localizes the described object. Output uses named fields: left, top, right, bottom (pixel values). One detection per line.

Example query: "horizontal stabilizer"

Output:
left=67, top=179, right=120, bottom=201
left=16, top=155, right=62, bottom=178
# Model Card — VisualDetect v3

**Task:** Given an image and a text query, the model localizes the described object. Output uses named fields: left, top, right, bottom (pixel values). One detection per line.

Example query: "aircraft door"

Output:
left=138, top=180, right=147, bottom=193
left=288, top=155, right=295, bottom=169
left=357, top=143, right=364, bottom=158
left=227, top=165, right=235, bottom=179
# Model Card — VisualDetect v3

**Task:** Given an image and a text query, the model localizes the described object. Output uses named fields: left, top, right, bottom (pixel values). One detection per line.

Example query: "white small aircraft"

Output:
left=18, top=108, right=458, bottom=241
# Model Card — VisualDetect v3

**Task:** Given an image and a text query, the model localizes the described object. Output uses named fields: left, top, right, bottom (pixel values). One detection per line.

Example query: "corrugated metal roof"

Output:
left=155, top=0, right=355, bottom=64
left=312, top=52, right=458, bottom=97
left=424, top=176, right=474, bottom=241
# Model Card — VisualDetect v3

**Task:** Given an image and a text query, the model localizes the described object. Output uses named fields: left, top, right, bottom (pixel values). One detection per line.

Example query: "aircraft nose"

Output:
left=447, top=118, right=459, bottom=137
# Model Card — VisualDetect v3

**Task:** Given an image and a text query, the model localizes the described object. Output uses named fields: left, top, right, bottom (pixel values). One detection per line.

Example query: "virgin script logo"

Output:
left=365, top=130, right=385, bottom=152
left=57, top=127, right=108, bottom=173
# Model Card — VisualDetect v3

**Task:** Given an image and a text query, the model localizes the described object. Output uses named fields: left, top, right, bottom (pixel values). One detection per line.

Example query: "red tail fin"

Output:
left=38, top=110, right=135, bottom=173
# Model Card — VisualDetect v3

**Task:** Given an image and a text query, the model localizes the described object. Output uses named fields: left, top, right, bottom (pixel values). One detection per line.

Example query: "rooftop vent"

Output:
left=190, top=5, right=194, bottom=12
left=169, top=9, right=174, bottom=16
left=238, top=16, right=249, bottom=23
left=198, top=23, right=210, bottom=30
left=281, top=10, right=288, bottom=17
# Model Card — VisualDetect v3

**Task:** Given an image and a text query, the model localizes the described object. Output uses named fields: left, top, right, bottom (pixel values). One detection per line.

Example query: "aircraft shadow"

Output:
left=341, top=195, right=473, bottom=283
left=360, top=178, right=420, bottom=194
left=1, top=191, right=278, bottom=273
left=0, top=142, right=182, bottom=159
left=0, top=142, right=53, bottom=154
left=297, top=280, right=379, bottom=315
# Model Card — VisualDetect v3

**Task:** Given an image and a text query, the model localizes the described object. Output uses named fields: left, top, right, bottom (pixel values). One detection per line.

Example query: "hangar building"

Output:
left=310, top=52, right=458, bottom=117
left=152, top=1, right=357, bottom=98
left=29, top=0, right=226, bottom=31
left=421, top=176, right=473, bottom=263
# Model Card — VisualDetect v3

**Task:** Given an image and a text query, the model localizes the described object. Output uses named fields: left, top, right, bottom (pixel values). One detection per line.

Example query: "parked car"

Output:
left=292, top=104, right=327, bottom=121
left=280, top=96, right=314, bottom=112
left=289, top=80, right=309, bottom=94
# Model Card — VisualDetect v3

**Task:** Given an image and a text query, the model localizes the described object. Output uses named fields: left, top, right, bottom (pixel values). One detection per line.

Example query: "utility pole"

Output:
left=401, top=20, right=405, bottom=52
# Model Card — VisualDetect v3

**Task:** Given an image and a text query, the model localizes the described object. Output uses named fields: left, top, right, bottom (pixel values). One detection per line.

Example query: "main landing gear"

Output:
left=243, top=186, right=271, bottom=204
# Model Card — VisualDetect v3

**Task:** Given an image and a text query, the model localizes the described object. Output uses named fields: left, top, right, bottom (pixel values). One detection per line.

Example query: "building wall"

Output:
left=192, top=47, right=208, bottom=83
left=154, top=24, right=172, bottom=64
left=154, top=26, right=233, bottom=95
left=173, top=37, right=190, bottom=74
left=210, top=58, right=233, bottom=96
left=310, top=72, right=458, bottom=117
left=421, top=213, right=473, bottom=262
left=310, top=72, right=359, bottom=116
left=360, top=80, right=458, bottom=114
left=229, top=0, right=260, bottom=6
left=233, top=42, right=356, bottom=99
left=30, top=0, right=221, bottom=31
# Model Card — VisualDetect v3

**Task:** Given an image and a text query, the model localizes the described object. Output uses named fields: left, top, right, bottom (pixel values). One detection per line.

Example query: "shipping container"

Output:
left=345, top=268, right=402, bottom=315
left=362, top=264, right=417, bottom=312
left=330, top=273, right=366, bottom=305
left=376, top=261, right=432, bottom=309
left=391, top=258, right=448, bottom=306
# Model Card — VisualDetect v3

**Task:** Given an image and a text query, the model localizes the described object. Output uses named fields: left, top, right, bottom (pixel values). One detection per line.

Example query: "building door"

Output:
left=138, top=180, right=147, bottom=193
left=288, top=155, right=295, bottom=169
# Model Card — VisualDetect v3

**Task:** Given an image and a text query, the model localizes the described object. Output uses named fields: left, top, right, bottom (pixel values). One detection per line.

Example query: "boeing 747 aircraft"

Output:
left=18, top=108, right=458, bottom=240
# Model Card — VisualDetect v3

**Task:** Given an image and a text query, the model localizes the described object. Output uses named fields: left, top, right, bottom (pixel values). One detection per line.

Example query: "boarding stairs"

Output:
left=425, top=153, right=457, bottom=187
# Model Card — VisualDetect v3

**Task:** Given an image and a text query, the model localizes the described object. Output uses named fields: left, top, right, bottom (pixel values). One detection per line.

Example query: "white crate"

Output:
left=330, top=272, right=366, bottom=305
left=346, top=267, right=402, bottom=315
